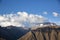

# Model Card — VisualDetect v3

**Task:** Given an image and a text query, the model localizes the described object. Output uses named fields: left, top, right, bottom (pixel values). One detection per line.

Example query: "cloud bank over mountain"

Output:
left=0, top=12, right=48, bottom=27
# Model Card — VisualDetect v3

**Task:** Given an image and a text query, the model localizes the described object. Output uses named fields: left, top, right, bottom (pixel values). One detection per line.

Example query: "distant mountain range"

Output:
left=31, top=22, right=57, bottom=30
left=0, top=22, right=60, bottom=40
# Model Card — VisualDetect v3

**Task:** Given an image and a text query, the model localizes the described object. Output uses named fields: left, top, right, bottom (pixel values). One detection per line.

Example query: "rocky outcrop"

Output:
left=18, top=26, right=60, bottom=40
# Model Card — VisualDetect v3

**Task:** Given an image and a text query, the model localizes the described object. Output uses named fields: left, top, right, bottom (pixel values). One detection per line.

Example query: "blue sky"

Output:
left=0, top=0, right=60, bottom=26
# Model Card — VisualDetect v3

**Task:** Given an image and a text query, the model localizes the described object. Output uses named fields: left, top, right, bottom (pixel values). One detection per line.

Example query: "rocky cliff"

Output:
left=18, top=26, right=60, bottom=40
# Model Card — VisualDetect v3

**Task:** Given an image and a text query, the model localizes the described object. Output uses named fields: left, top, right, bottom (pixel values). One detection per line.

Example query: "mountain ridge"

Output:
left=18, top=26, right=60, bottom=40
left=0, top=26, right=29, bottom=40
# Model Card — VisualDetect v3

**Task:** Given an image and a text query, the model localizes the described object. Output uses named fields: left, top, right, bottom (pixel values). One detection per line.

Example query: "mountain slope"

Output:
left=0, top=26, right=29, bottom=40
left=18, top=26, right=60, bottom=40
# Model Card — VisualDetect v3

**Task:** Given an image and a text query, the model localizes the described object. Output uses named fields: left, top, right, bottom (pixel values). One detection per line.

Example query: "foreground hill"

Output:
left=18, top=26, right=60, bottom=40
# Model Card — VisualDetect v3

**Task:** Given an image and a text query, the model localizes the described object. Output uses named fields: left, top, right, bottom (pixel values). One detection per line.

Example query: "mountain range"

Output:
left=0, top=26, right=29, bottom=40
left=18, top=26, right=60, bottom=40
left=0, top=22, right=60, bottom=40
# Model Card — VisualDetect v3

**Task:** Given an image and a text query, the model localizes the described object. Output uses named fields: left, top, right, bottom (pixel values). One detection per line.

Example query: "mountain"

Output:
left=0, top=22, right=59, bottom=40
left=18, top=26, right=60, bottom=40
left=31, top=22, right=57, bottom=30
left=0, top=26, right=29, bottom=40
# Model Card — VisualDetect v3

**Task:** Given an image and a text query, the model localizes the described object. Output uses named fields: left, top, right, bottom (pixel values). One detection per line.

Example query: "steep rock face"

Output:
left=18, top=26, right=60, bottom=40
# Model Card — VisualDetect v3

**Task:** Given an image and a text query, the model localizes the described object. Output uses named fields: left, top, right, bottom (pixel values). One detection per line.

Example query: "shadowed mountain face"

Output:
left=0, top=38, right=6, bottom=40
left=18, top=26, right=60, bottom=40
left=0, top=26, right=29, bottom=40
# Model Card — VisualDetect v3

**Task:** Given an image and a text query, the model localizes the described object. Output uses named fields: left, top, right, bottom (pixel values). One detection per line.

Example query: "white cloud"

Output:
left=0, top=12, right=48, bottom=27
left=53, top=12, right=59, bottom=17
left=43, top=12, right=48, bottom=14
left=54, top=21, right=60, bottom=25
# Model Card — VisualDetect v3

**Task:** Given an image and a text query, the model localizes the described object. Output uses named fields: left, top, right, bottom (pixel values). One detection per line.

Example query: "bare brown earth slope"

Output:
left=18, top=26, right=60, bottom=40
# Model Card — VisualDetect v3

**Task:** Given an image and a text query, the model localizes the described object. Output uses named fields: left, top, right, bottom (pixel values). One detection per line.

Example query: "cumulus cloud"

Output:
left=55, top=21, right=60, bottom=25
left=53, top=12, right=59, bottom=17
left=0, top=12, right=48, bottom=27
left=43, top=12, right=48, bottom=14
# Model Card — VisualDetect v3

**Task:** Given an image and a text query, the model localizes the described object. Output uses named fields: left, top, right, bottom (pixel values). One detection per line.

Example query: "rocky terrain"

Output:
left=18, top=26, right=60, bottom=40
